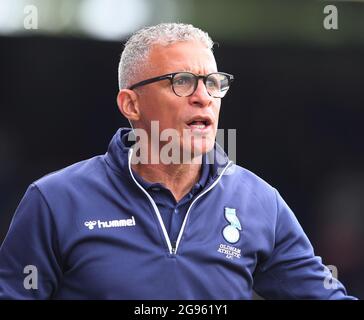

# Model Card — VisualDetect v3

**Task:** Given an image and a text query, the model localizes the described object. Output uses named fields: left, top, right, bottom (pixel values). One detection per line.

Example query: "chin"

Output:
left=182, top=135, right=215, bottom=161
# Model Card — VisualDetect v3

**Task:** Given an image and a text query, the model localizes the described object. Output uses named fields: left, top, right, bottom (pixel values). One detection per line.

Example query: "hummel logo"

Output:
left=84, top=216, right=136, bottom=230
left=84, top=221, right=97, bottom=230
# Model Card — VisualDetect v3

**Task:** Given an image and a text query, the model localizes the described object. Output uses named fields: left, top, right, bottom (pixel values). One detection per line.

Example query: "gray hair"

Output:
left=118, top=23, right=214, bottom=90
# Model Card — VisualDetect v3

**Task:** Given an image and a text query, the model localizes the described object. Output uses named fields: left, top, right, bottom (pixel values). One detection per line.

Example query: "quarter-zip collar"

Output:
left=104, top=127, right=233, bottom=255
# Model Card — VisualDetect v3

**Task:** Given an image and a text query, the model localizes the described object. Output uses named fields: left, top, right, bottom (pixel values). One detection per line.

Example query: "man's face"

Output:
left=133, top=41, right=221, bottom=160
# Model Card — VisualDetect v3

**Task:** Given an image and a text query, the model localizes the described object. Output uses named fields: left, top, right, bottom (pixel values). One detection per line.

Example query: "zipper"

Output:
left=171, top=242, right=177, bottom=254
left=127, top=148, right=233, bottom=255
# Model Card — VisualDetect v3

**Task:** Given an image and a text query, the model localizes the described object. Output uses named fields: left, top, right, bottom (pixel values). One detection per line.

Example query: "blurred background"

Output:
left=0, top=0, right=363, bottom=298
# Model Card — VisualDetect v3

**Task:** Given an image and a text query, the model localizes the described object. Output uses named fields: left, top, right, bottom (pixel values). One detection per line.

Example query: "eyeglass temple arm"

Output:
left=128, top=74, right=174, bottom=90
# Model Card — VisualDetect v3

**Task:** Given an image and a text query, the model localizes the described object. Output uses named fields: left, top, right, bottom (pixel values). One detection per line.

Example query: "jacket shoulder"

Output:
left=33, top=155, right=106, bottom=193
left=229, top=164, right=275, bottom=192
left=227, top=163, right=278, bottom=210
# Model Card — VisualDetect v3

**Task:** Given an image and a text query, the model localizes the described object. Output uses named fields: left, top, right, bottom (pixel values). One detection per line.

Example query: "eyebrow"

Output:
left=174, top=69, right=218, bottom=75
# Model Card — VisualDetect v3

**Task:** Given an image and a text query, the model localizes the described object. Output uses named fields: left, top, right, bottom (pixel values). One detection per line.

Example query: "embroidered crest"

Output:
left=222, top=207, right=242, bottom=244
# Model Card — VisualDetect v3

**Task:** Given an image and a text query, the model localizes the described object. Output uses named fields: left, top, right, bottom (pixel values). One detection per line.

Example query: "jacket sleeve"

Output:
left=0, top=184, right=62, bottom=299
left=253, top=189, right=357, bottom=300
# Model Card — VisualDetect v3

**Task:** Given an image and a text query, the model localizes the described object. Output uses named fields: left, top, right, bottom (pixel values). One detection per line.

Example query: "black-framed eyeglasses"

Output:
left=128, top=72, right=234, bottom=98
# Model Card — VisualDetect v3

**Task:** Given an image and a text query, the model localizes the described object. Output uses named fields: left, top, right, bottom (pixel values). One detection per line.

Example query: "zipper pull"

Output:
left=171, top=241, right=177, bottom=254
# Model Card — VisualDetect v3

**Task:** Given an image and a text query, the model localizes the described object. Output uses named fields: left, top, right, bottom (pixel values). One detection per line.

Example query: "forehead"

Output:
left=146, top=41, right=217, bottom=75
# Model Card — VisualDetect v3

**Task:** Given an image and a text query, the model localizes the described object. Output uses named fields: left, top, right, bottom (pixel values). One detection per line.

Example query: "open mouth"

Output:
left=186, top=117, right=212, bottom=131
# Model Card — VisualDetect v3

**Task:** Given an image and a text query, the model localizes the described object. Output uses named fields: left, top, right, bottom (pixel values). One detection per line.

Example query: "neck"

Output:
left=131, top=159, right=202, bottom=203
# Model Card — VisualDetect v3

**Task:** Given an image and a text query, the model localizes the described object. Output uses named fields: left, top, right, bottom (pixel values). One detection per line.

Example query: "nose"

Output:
left=188, top=79, right=213, bottom=107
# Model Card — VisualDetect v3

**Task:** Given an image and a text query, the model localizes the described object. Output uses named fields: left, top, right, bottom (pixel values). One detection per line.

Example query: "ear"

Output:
left=116, top=89, right=141, bottom=122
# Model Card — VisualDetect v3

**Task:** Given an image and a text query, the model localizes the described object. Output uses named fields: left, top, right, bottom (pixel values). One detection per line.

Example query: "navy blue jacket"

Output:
left=0, top=128, right=356, bottom=299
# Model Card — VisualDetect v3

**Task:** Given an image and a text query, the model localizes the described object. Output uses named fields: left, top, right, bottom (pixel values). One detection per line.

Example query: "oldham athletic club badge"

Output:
left=222, top=207, right=242, bottom=244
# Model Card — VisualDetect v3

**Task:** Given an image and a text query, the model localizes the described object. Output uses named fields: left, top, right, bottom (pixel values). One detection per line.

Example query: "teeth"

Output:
left=188, top=119, right=210, bottom=129
left=192, top=125, right=205, bottom=129
left=190, top=124, right=206, bottom=129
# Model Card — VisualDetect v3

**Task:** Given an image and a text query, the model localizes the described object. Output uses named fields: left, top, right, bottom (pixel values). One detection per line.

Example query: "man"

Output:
left=0, top=23, right=356, bottom=299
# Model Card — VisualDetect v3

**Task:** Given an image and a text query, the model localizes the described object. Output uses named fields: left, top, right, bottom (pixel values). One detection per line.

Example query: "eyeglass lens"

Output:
left=172, top=72, right=230, bottom=98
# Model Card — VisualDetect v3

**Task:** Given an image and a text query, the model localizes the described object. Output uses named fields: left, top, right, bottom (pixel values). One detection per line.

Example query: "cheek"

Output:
left=156, top=98, right=186, bottom=130
left=138, top=92, right=174, bottom=125
left=212, top=102, right=221, bottom=129
left=214, top=100, right=221, bottom=116
left=157, top=103, right=181, bottom=130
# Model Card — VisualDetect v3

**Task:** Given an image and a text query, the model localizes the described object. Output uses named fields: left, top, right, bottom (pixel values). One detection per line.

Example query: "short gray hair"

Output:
left=118, top=23, right=214, bottom=90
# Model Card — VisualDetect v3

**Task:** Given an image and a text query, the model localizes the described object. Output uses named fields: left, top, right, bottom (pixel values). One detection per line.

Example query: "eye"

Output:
left=173, top=74, right=194, bottom=87
left=206, top=77, right=220, bottom=89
